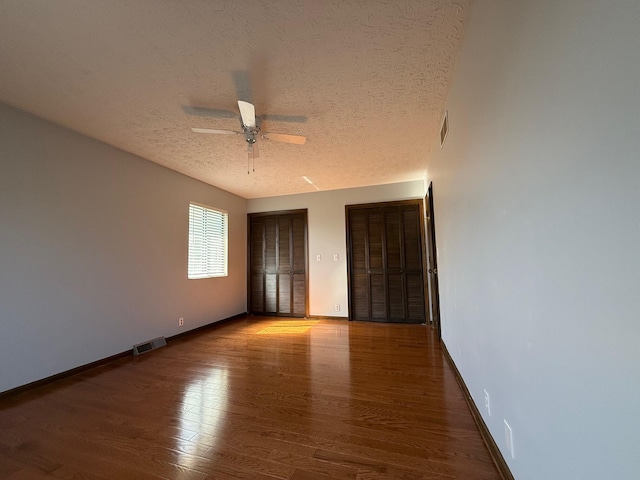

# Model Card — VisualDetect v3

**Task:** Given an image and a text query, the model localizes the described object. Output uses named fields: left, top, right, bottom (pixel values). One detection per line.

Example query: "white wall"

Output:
left=430, top=1, right=640, bottom=479
left=0, top=103, right=247, bottom=393
left=248, top=181, right=425, bottom=317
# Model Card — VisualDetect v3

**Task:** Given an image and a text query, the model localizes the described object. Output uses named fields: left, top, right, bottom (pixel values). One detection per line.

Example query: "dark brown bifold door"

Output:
left=249, top=210, right=308, bottom=317
left=347, top=200, right=426, bottom=323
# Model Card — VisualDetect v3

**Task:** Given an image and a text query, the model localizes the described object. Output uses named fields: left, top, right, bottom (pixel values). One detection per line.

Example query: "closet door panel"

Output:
left=279, top=275, right=291, bottom=314
left=251, top=217, right=265, bottom=271
left=347, top=200, right=425, bottom=323
left=248, top=211, right=307, bottom=318
left=264, top=216, right=277, bottom=273
left=388, top=273, right=405, bottom=320
left=265, top=273, right=277, bottom=313
left=353, top=273, right=369, bottom=319
left=249, top=217, right=265, bottom=313
left=251, top=274, right=264, bottom=313
left=402, top=204, right=425, bottom=322
left=278, top=216, right=292, bottom=272
left=406, top=273, right=425, bottom=321
left=370, top=274, right=386, bottom=319
left=350, top=211, right=367, bottom=270
left=292, top=215, right=306, bottom=272
left=403, top=206, right=422, bottom=270
left=384, top=207, right=402, bottom=270
left=367, top=210, right=384, bottom=271
left=292, top=273, right=306, bottom=316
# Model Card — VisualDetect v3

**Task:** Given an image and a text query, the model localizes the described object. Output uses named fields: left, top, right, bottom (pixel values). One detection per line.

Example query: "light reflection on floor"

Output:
left=176, top=319, right=352, bottom=466
left=256, top=320, right=319, bottom=335
left=177, top=368, right=228, bottom=466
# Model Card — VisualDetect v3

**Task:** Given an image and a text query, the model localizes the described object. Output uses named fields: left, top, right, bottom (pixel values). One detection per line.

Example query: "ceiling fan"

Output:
left=191, top=100, right=306, bottom=173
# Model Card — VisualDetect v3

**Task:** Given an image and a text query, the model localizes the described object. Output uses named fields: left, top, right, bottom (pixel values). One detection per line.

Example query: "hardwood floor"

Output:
left=0, top=317, right=502, bottom=479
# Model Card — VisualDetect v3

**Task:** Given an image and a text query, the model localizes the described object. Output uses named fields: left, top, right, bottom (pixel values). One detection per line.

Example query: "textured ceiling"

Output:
left=0, top=0, right=470, bottom=199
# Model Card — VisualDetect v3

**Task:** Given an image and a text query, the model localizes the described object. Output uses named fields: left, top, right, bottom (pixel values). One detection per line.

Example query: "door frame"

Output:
left=425, top=183, right=442, bottom=338
left=247, top=209, right=309, bottom=318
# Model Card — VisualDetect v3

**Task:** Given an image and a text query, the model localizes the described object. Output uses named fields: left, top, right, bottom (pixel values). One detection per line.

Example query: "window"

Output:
left=188, top=203, right=228, bottom=279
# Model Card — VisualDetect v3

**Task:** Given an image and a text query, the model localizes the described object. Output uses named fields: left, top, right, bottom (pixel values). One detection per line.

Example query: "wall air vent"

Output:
left=440, top=110, right=449, bottom=148
left=132, top=336, right=166, bottom=356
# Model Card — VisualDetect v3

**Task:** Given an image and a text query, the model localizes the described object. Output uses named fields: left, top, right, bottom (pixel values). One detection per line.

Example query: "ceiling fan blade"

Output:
left=191, top=128, right=241, bottom=135
left=261, top=114, right=308, bottom=124
left=182, top=106, right=237, bottom=119
left=238, top=100, right=256, bottom=128
left=262, top=132, right=307, bottom=145
left=232, top=70, right=254, bottom=105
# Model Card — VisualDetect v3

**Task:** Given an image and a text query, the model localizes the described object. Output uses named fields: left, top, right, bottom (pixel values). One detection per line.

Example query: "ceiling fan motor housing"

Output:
left=241, top=116, right=261, bottom=144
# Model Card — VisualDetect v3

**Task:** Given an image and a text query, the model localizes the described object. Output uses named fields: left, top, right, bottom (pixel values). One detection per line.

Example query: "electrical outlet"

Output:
left=178, top=317, right=184, bottom=327
left=334, top=304, right=340, bottom=312
left=504, top=420, right=514, bottom=458
left=316, top=254, right=322, bottom=262
left=484, top=389, right=491, bottom=416
left=333, top=253, right=339, bottom=261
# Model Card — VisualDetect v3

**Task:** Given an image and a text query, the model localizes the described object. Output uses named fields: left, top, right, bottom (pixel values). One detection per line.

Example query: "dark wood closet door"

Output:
left=347, top=200, right=426, bottom=323
left=250, top=216, right=266, bottom=312
left=290, top=214, right=307, bottom=316
left=248, top=210, right=307, bottom=317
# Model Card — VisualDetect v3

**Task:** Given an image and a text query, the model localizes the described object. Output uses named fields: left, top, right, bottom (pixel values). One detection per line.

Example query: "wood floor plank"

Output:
left=0, top=316, right=502, bottom=479
left=239, top=421, right=498, bottom=478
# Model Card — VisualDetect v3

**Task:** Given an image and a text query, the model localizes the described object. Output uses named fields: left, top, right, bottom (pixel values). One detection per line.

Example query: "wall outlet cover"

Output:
left=484, top=389, right=491, bottom=416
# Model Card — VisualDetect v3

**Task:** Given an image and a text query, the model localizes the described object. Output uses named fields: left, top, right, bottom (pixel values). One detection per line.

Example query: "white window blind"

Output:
left=188, top=203, right=228, bottom=279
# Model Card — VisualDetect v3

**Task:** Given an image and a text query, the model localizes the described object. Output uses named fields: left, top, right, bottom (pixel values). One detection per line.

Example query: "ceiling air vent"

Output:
left=440, top=111, right=449, bottom=148
left=133, top=336, right=166, bottom=356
